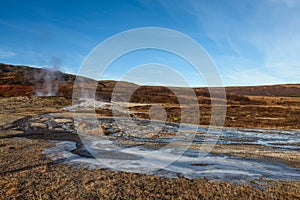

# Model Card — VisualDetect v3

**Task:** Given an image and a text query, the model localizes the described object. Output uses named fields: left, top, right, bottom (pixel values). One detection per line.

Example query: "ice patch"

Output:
left=43, top=138, right=300, bottom=181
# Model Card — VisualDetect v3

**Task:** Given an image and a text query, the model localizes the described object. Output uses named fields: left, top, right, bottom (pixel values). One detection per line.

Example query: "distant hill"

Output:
left=225, top=84, right=300, bottom=97
left=0, top=63, right=299, bottom=100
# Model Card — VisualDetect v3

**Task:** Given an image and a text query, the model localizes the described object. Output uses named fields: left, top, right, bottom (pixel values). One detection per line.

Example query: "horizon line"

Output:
left=1, top=62, right=299, bottom=88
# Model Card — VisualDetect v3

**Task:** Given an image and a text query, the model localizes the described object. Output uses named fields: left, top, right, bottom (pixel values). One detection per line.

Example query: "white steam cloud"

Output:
left=34, top=57, right=63, bottom=96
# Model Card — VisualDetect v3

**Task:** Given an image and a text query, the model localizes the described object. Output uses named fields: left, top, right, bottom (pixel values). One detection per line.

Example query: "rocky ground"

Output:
left=0, top=96, right=299, bottom=199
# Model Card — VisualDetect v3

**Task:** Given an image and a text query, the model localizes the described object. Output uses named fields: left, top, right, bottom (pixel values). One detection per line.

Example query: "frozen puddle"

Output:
left=216, top=128, right=300, bottom=150
left=43, top=123, right=300, bottom=181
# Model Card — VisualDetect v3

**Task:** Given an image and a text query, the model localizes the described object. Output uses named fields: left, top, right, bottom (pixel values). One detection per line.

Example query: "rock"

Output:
left=85, top=127, right=104, bottom=136
left=54, top=118, right=73, bottom=123
left=54, top=128, right=65, bottom=131
left=38, top=118, right=49, bottom=122
left=30, top=122, right=47, bottom=129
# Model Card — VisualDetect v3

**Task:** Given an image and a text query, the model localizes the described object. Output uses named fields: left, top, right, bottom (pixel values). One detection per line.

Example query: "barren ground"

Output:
left=0, top=96, right=299, bottom=199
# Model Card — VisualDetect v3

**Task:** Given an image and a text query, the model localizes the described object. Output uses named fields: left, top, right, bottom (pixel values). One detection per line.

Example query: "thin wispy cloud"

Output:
left=162, top=0, right=300, bottom=85
left=269, top=0, right=298, bottom=7
left=0, top=49, right=16, bottom=59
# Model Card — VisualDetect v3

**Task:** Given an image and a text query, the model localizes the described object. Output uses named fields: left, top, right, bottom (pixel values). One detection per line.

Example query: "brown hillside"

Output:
left=1, top=63, right=299, bottom=99
left=0, top=63, right=300, bottom=129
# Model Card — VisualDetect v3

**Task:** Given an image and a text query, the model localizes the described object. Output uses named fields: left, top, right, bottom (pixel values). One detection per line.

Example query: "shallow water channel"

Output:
left=43, top=116, right=300, bottom=181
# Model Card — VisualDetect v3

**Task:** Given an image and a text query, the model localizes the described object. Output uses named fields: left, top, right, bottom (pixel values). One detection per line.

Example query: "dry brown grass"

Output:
left=0, top=94, right=299, bottom=199
left=0, top=133, right=299, bottom=200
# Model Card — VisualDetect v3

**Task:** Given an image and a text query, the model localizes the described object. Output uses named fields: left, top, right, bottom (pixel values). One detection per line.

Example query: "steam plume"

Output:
left=34, top=57, right=63, bottom=96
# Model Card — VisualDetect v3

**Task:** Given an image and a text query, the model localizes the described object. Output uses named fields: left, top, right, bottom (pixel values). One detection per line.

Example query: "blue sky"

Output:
left=0, top=0, right=299, bottom=86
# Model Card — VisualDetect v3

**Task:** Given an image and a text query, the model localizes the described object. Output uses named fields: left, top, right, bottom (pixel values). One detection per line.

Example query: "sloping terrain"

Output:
left=0, top=63, right=300, bottom=129
left=1, top=63, right=300, bottom=99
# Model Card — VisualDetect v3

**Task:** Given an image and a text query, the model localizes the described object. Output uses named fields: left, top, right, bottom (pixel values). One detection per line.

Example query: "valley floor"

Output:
left=0, top=96, right=299, bottom=199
